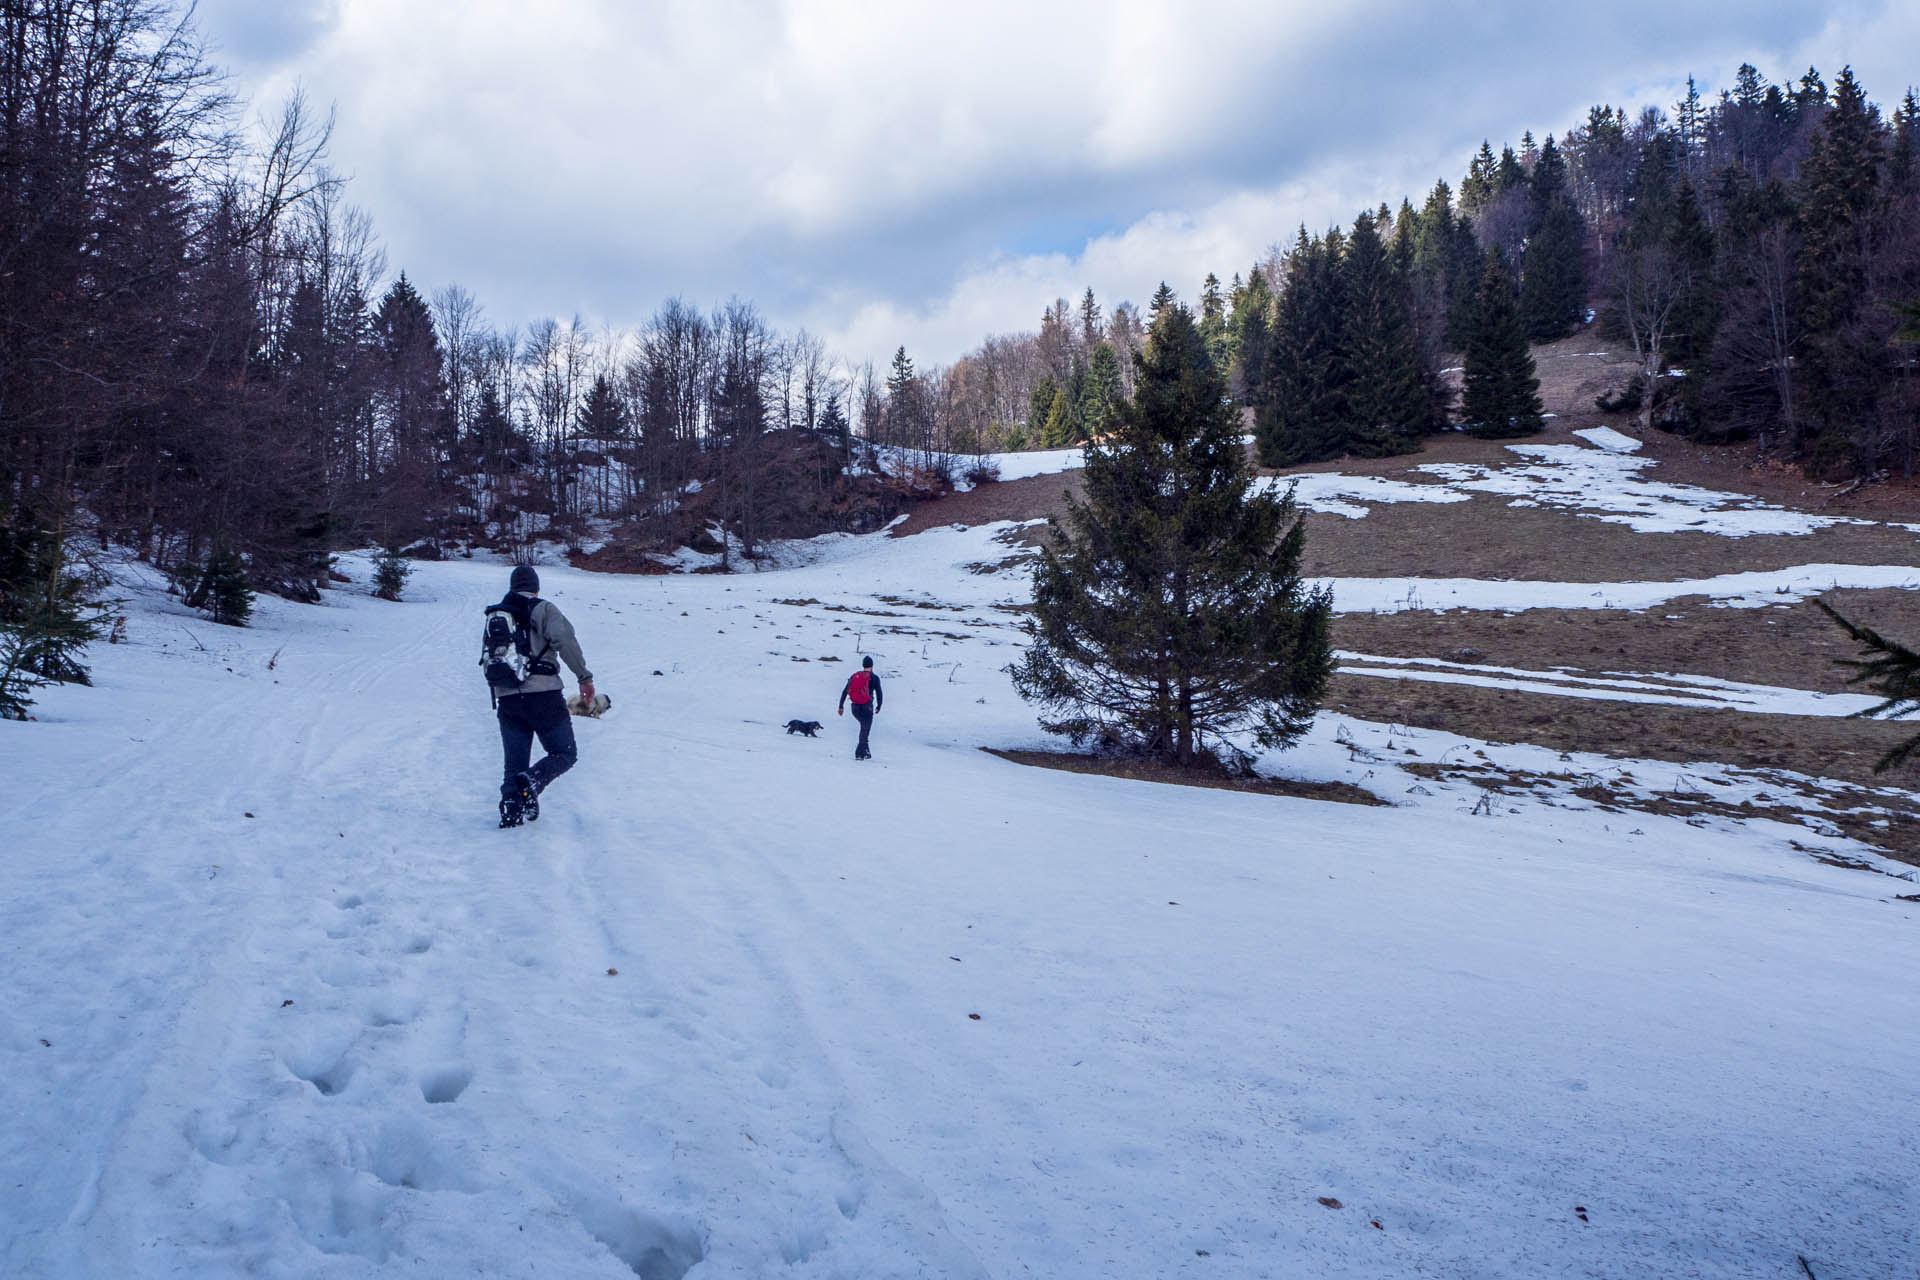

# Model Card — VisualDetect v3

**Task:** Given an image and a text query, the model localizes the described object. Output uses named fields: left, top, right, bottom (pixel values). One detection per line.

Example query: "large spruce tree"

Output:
left=1254, top=228, right=1350, bottom=465
left=1462, top=248, right=1544, bottom=437
left=1012, top=305, right=1334, bottom=767
left=1794, top=67, right=1886, bottom=473
left=1342, top=211, right=1427, bottom=455
left=1519, top=135, right=1588, bottom=340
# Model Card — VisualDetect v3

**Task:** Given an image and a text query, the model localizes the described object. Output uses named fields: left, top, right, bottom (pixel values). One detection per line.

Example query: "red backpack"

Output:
left=847, top=670, right=872, bottom=704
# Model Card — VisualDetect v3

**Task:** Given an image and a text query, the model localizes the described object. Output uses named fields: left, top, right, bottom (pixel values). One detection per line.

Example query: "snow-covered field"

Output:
left=6, top=517, right=1919, bottom=1279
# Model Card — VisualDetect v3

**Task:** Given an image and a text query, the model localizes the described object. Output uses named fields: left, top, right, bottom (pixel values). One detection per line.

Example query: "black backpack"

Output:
left=479, top=593, right=556, bottom=698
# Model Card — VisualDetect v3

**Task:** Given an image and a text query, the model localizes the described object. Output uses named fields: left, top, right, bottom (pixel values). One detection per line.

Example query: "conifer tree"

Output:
left=1461, top=141, right=1497, bottom=216
left=1254, top=229, right=1351, bottom=465
left=1445, top=212, right=1484, bottom=351
left=1012, top=305, right=1333, bottom=766
left=1794, top=67, right=1886, bottom=471
left=1078, top=288, right=1103, bottom=350
left=374, top=546, right=411, bottom=601
left=189, top=548, right=254, bottom=626
left=1026, top=374, right=1058, bottom=443
left=578, top=373, right=625, bottom=442
left=1462, top=248, right=1543, bottom=437
left=1495, top=146, right=1527, bottom=193
left=1042, top=385, right=1076, bottom=447
left=1228, top=268, right=1274, bottom=406
left=1520, top=135, right=1588, bottom=340
left=1148, top=282, right=1176, bottom=318
left=1199, top=272, right=1230, bottom=370
left=1342, top=212, right=1426, bottom=455
left=1818, top=601, right=1920, bottom=770
left=1081, top=342, right=1123, bottom=439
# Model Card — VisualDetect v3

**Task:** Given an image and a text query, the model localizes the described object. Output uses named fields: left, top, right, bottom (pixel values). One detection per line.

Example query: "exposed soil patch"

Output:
left=892, top=469, right=1084, bottom=538
left=569, top=542, right=674, bottom=574
left=982, top=747, right=1388, bottom=807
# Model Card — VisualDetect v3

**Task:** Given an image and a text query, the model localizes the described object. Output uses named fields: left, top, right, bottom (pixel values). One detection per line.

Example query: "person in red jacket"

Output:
left=837, top=655, right=884, bottom=760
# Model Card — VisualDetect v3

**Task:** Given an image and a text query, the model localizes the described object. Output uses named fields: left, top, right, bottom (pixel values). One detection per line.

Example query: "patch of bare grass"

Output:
left=983, top=747, right=1387, bottom=807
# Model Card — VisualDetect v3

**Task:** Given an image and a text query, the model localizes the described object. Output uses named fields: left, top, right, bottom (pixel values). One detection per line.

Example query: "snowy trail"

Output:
left=7, top=537, right=1920, bottom=1278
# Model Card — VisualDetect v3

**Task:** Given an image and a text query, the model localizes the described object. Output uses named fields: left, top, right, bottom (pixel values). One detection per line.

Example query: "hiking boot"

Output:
left=499, top=772, right=539, bottom=827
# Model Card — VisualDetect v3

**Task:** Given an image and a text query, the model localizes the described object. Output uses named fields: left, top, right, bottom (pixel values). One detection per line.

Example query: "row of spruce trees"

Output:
left=1165, top=63, right=1920, bottom=474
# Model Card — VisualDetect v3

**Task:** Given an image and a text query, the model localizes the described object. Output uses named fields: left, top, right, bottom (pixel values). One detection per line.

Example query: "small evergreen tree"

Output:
left=1041, top=385, right=1077, bottom=447
left=1011, top=305, right=1334, bottom=767
left=189, top=548, right=254, bottom=626
left=1081, top=342, right=1123, bottom=439
left=577, top=372, right=625, bottom=441
left=1463, top=248, right=1544, bottom=437
left=1027, top=374, right=1058, bottom=442
left=1198, top=272, right=1230, bottom=369
left=374, top=546, right=411, bottom=601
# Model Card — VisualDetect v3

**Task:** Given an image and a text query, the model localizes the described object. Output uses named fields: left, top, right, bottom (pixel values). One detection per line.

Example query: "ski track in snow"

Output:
left=5, top=528, right=1919, bottom=1278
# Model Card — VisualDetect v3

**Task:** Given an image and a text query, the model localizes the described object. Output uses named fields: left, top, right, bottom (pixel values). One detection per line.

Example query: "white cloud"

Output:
left=198, top=0, right=1905, bottom=369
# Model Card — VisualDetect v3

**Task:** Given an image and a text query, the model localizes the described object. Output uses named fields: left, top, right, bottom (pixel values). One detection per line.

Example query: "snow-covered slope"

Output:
left=5, top=530, right=1917, bottom=1279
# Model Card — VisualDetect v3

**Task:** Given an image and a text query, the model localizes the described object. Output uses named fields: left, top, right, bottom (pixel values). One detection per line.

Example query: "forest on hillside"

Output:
left=3, top=0, right=1918, bottom=712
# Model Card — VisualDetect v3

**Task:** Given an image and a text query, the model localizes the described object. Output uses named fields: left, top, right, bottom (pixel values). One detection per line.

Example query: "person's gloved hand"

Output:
left=837, top=706, right=844, bottom=716
left=580, top=680, right=596, bottom=702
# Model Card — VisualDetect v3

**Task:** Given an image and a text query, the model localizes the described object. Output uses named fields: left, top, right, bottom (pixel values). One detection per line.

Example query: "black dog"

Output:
left=785, top=719, right=823, bottom=737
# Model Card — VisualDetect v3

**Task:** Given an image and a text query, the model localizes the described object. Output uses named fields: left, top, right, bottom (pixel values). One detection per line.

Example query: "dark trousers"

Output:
left=498, top=690, right=577, bottom=793
left=851, top=704, right=874, bottom=758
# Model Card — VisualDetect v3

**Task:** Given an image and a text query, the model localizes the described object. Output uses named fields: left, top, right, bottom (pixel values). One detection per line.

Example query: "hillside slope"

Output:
left=5, top=528, right=1917, bottom=1278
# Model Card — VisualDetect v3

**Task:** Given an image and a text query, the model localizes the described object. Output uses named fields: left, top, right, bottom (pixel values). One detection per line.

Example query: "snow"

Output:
left=1417, top=445, right=1903, bottom=536
left=1572, top=426, right=1642, bottom=453
left=872, top=445, right=1087, bottom=492
left=1275, top=474, right=1470, bottom=520
left=1325, top=561, right=1920, bottom=613
left=7, top=529, right=1920, bottom=1278
left=1337, top=652, right=1897, bottom=716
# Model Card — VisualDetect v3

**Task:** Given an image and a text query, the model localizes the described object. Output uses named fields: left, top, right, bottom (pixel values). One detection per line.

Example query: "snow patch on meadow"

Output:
left=1419, top=444, right=1872, bottom=536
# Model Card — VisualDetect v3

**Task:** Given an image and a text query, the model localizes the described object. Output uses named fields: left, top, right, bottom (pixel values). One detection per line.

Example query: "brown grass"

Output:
left=982, top=747, right=1388, bottom=807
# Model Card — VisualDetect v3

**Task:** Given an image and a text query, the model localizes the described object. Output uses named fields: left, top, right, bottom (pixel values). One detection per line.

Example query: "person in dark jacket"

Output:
left=495, top=564, right=594, bottom=826
left=837, top=655, right=883, bottom=760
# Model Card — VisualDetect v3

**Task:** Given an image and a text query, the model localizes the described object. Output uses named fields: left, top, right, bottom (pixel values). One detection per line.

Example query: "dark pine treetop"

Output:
left=577, top=372, right=625, bottom=441
left=1011, top=304, right=1334, bottom=767
left=1463, top=247, right=1544, bottom=438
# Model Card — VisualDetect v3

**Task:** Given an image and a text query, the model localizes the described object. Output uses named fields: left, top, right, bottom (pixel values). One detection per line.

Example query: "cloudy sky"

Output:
left=193, top=0, right=1917, bottom=369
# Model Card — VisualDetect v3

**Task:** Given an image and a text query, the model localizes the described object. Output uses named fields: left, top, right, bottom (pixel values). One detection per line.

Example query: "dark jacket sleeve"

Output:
left=838, top=675, right=851, bottom=712
left=870, top=675, right=882, bottom=712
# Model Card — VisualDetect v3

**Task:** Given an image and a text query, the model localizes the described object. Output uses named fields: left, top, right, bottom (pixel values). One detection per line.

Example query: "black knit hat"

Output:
left=510, top=564, right=539, bottom=594
left=862, top=655, right=874, bottom=668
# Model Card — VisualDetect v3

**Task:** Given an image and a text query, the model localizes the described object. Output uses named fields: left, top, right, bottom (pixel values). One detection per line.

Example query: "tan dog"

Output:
left=567, top=691, right=612, bottom=718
